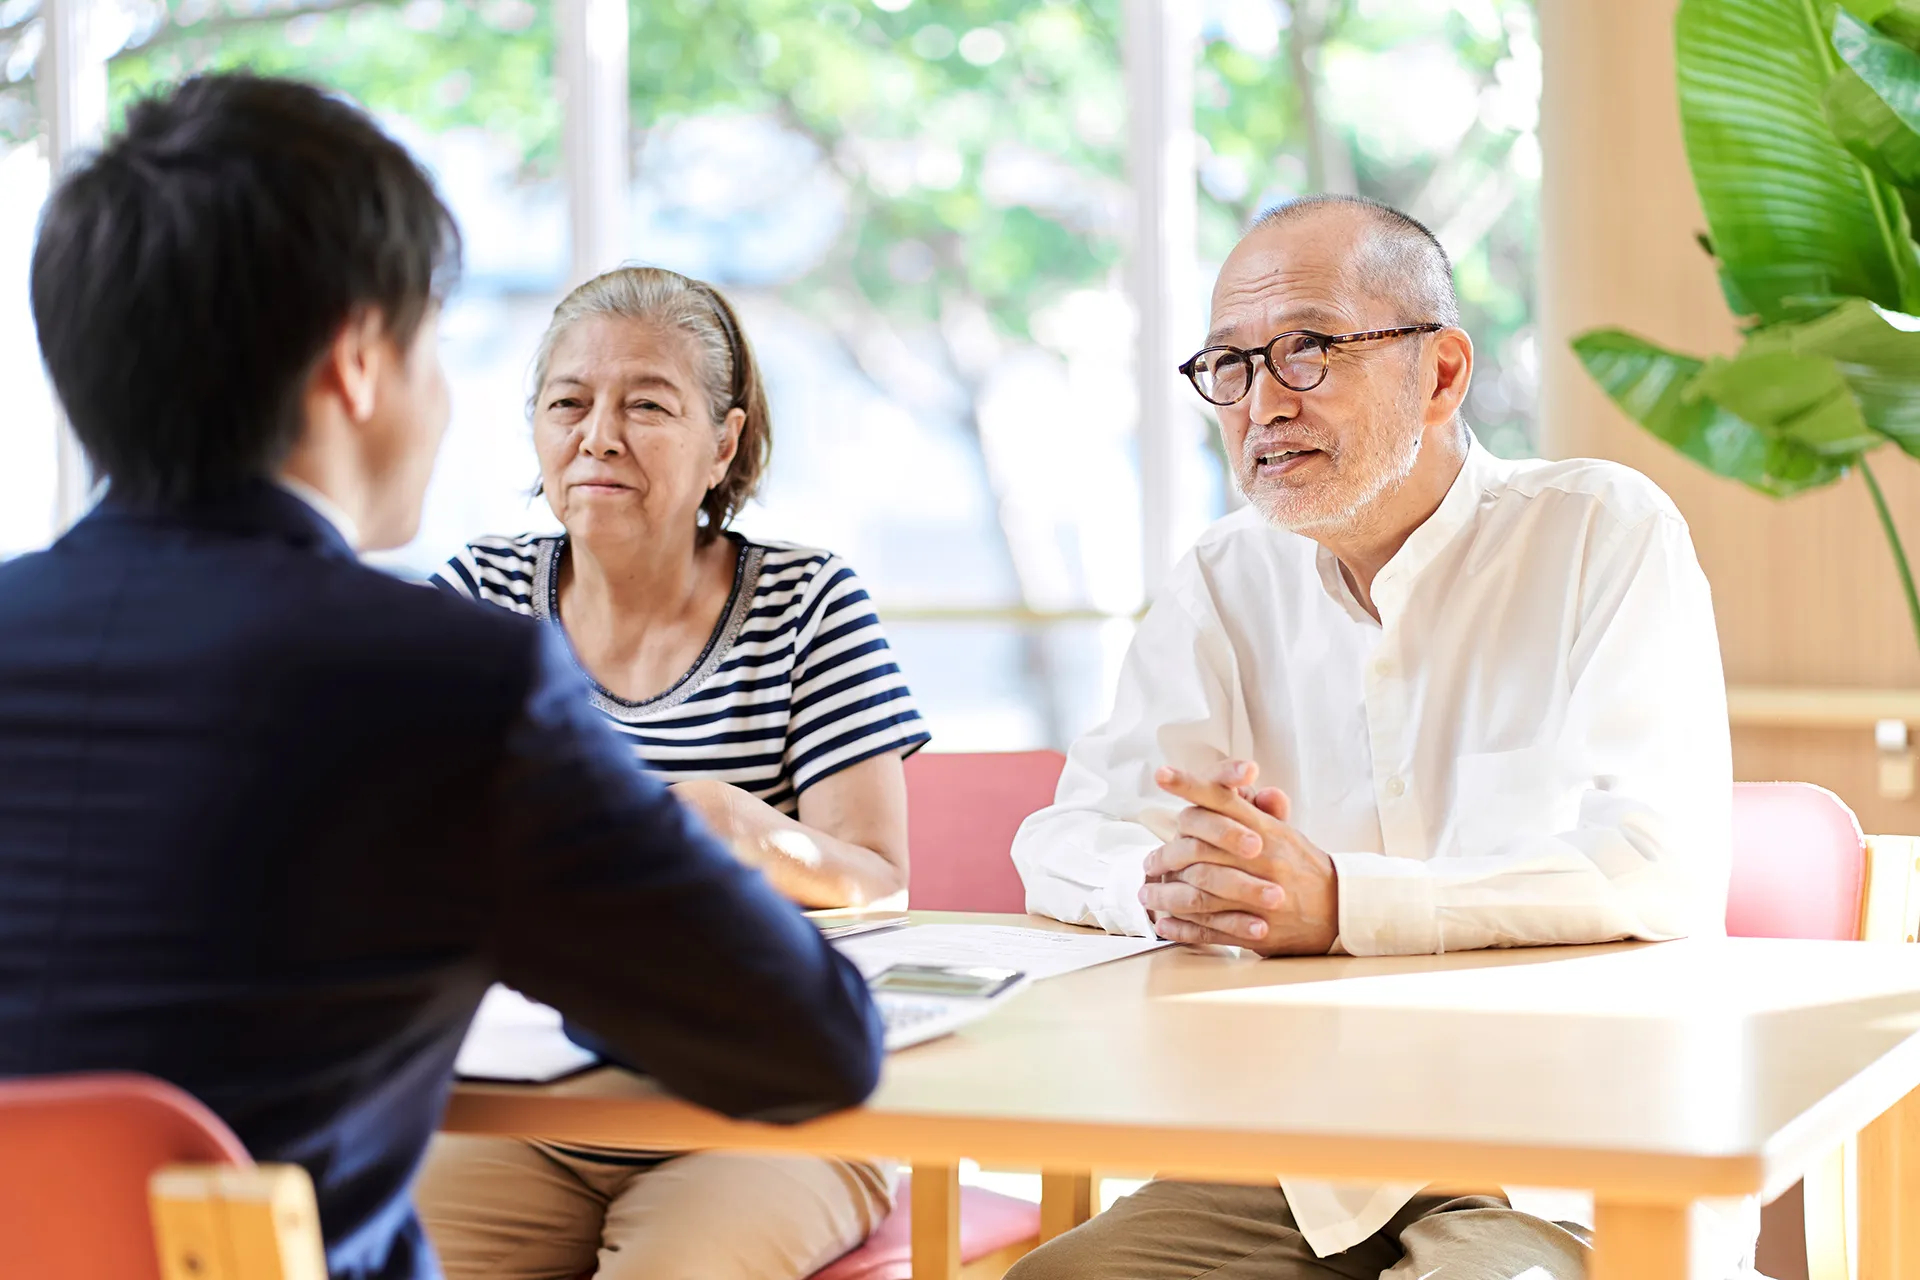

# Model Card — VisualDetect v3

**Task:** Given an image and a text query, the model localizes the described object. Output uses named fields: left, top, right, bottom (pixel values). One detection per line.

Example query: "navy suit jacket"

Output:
left=0, top=485, right=884, bottom=1280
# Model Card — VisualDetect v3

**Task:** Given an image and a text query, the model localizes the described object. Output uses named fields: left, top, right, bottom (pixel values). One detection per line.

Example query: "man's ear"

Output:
left=1425, top=327, right=1474, bottom=428
left=314, top=309, right=389, bottom=425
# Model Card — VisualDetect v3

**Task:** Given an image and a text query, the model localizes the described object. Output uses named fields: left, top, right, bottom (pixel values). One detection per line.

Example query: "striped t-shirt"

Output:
left=432, top=532, right=929, bottom=813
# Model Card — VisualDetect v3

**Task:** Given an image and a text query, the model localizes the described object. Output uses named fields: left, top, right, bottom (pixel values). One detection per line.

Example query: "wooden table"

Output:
left=443, top=913, right=1920, bottom=1279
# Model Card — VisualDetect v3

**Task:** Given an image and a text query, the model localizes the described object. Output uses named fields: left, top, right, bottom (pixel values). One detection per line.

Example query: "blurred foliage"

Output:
left=1, top=0, right=1542, bottom=449
left=1196, top=0, right=1542, bottom=452
left=618, top=0, right=1129, bottom=345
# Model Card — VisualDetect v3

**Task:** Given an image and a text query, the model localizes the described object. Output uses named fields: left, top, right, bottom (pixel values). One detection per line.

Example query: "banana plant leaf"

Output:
left=1841, top=0, right=1901, bottom=21
left=1736, top=296, right=1920, bottom=454
left=1690, top=348, right=1883, bottom=454
left=1827, top=66, right=1920, bottom=186
left=1571, top=329, right=1851, bottom=495
left=1677, top=0, right=1920, bottom=320
left=1829, top=8, right=1920, bottom=188
left=1853, top=0, right=1920, bottom=47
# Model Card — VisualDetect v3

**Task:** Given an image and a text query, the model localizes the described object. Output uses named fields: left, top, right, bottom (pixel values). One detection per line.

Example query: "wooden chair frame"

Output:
left=1804, top=833, right=1920, bottom=1280
left=149, top=1163, right=327, bottom=1280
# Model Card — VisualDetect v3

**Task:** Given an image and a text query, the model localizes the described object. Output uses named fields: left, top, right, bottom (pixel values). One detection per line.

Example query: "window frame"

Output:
left=34, top=0, right=1197, bottom=609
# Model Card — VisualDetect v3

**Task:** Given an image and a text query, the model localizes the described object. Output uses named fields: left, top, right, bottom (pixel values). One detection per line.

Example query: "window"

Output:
left=616, top=0, right=1166, bottom=747
left=13, top=0, right=1546, bottom=748
left=1197, top=0, right=1542, bottom=458
left=105, top=0, right=571, bottom=573
left=0, top=4, right=57, bottom=556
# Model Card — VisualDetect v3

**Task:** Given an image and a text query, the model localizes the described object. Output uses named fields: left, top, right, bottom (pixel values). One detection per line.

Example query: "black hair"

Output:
left=29, top=72, right=462, bottom=508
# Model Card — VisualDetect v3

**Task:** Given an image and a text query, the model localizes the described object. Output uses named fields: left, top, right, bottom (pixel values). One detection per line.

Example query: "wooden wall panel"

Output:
left=1538, top=0, right=1920, bottom=836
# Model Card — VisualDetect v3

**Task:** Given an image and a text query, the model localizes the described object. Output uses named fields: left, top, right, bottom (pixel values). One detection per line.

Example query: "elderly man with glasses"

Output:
left=1009, top=195, right=1751, bottom=1279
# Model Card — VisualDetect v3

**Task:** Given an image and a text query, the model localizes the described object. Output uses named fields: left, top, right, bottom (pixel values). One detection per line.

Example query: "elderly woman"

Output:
left=416, top=266, right=926, bottom=1280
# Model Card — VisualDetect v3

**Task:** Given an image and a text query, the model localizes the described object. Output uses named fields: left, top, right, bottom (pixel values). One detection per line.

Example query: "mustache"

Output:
left=1239, top=431, right=1333, bottom=470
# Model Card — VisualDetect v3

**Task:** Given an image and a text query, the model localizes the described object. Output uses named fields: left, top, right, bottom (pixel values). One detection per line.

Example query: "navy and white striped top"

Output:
left=433, top=532, right=929, bottom=812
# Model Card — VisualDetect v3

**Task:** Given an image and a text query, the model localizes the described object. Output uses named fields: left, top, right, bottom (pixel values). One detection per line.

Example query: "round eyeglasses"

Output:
left=1178, top=324, right=1443, bottom=406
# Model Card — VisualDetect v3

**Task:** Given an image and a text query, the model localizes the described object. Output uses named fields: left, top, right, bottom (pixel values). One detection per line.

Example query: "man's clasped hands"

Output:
left=1142, top=761, right=1340, bottom=957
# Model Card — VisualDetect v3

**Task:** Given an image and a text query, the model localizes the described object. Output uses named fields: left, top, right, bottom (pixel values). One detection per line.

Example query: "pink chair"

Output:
left=0, top=1071, right=325, bottom=1280
left=1727, top=782, right=1920, bottom=1280
left=812, top=751, right=1069, bottom=1280
left=1727, top=781, right=1867, bottom=941
left=903, top=749, right=1066, bottom=913
left=811, top=1173, right=1048, bottom=1280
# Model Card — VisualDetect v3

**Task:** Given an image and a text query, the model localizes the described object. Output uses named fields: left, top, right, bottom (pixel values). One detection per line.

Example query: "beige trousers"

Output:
left=1005, top=1181, right=1591, bottom=1280
left=416, top=1135, right=895, bottom=1280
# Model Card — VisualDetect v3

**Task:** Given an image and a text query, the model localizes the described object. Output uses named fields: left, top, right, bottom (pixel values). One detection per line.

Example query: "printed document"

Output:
left=835, top=923, right=1170, bottom=981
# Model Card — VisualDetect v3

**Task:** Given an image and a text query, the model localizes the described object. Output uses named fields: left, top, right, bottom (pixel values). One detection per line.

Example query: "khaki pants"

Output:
left=1006, top=1181, right=1591, bottom=1280
left=416, top=1135, right=895, bottom=1280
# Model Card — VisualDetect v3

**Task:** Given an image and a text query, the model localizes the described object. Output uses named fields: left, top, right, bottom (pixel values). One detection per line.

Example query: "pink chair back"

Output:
left=1727, top=781, right=1867, bottom=941
left=904, top=750, right=1066, bottom=912
left=0, top=1072, right=252, bottom=1280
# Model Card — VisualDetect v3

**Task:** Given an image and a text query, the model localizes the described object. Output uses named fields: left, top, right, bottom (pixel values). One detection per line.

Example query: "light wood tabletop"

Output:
left=442, top=913, right=1920, bottom=1279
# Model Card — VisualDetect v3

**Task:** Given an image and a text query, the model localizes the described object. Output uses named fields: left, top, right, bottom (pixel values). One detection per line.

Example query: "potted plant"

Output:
left=1574, top=0, right=1920, bottom=656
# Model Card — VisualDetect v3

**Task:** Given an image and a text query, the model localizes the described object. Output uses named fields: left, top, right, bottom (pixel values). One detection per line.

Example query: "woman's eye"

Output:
left=631, top=400, right=666, bottom=414
left=547, top=397, right=582, bottom=411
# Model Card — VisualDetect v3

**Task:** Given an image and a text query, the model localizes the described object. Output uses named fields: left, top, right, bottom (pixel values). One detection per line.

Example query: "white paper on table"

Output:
left=834, top=924, right=1171, bottom=982
left=455, top=984, right=601, bottom=1083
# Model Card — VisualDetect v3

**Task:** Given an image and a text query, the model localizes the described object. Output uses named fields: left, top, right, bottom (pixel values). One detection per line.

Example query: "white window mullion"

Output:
left=38, top=0, right=109, bottom=532
left=557, top=0, right=629, bottom=286
left=1124, top=0, right=1200, bottom=602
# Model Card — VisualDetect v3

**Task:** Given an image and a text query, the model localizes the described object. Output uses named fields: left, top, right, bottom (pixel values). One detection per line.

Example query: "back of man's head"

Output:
left=30, top=72, right=462, bottom=509
left=1249, top=194, right=1460, bottom=329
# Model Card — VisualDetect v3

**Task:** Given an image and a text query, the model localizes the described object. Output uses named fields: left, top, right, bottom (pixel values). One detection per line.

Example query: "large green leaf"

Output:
left=1676, top=0, right=1920, bottom=319
left=1827, top=71, right=1920, bottom=185
left=1571, top=328, right=1851, bottom=495
left=1835, top=6, right=1920, bottom=123
left=1828, top=7, right=1920, bottom=187
left=1872, top=0, right=1920, bottom=47
left=1690, top=347, right=1883, bottom=453
left=1737, top=297, right=1920, bottom=455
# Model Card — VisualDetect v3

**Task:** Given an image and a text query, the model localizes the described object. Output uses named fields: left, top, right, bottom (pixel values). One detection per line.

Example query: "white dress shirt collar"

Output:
left=275, top=475, right=361, bottom=552
left=1313, top=432, right=1498, bottom=625
left=1012, top=442, right=1744, bottom=1267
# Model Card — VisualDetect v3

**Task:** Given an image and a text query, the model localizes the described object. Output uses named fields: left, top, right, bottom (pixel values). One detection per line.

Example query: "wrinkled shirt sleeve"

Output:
left=1012, top=560, right=1245, bottom=938
left=1332, top=513, right=1731, bottom=956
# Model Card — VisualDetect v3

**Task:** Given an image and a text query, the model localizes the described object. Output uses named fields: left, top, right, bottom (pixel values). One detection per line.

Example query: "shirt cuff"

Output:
left=1097, top=846, right=1155, bottom=938
left=1327, top=851, right=1440, bottom=956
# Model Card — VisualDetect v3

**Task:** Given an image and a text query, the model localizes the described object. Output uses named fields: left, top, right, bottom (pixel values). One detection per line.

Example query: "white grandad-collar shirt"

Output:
left=1013, top=439, right=1745, bottom=1266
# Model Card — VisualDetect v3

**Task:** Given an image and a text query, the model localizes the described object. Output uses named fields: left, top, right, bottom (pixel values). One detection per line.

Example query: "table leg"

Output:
left=1593, top=1200, right=1693, bottom=1280
left=1039, top=1170, right=1094, bottom=1242
left=911, top=1162, right=961, bottom=1280
left=1859, top=1083, right=1920, bottom=1280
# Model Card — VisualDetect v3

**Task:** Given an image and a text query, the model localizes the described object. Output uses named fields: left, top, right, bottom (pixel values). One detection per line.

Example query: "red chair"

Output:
left=0, top=1071, right=323, bottom=1280
left=1727, top=782, right=1920, bottom=1280
left=812, top=751, right=1069, bottom=1280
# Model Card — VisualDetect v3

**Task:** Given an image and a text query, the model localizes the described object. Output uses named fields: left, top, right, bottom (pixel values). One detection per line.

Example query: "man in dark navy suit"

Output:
left=0, top=73, right=883, bottom=1280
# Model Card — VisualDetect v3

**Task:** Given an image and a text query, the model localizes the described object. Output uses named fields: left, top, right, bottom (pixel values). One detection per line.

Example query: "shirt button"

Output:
left=1385, top=775, right=1406, bottom=799
left=1372, top=659, right=1393, bottom=678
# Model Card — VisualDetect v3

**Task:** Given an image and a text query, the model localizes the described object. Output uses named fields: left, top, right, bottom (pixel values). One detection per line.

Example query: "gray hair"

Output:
left=1250, top=194, right=1462, bottom=329
left=528, top=265, right=772, bottom=540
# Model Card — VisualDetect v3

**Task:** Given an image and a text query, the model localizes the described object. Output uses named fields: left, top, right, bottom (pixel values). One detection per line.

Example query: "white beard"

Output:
left=1244, top=411, right=1426, bottom=536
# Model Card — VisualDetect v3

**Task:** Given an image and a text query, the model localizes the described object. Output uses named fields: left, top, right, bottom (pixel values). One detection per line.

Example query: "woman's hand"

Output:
left=669, top=758, right=909, bottom=910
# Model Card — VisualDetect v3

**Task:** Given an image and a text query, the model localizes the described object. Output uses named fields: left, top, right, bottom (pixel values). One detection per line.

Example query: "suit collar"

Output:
left=78, top=480, right=360, bottom=562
